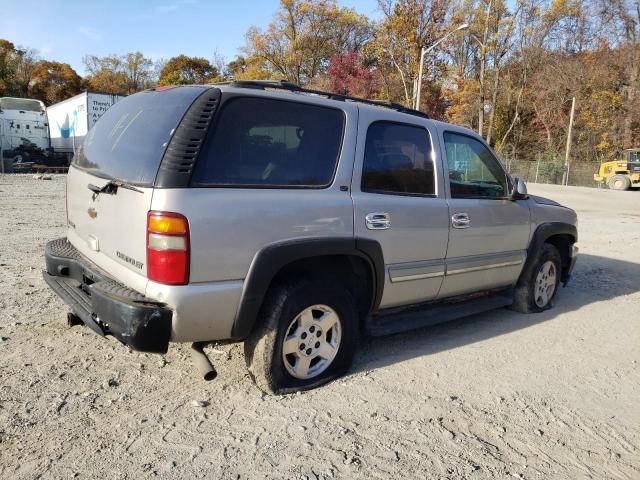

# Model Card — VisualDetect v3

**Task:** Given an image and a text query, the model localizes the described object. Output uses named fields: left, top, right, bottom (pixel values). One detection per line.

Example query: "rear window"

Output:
left=74, top=87, right=205, bottom=185
left=192, top=97, right=345, bottom=187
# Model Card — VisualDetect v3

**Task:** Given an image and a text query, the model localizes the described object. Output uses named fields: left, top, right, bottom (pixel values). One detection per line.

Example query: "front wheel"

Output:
left=511, top=244, right=562, bottom=313
left=244, top=278, right=358, bottom=394
left=608, top=174, right=631, bottom=190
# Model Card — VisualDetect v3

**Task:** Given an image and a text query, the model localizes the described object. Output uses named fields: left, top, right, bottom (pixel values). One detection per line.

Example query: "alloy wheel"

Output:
left=281, top=304, right=342, bottom=380
left=534, top=260, right=557, bottom=308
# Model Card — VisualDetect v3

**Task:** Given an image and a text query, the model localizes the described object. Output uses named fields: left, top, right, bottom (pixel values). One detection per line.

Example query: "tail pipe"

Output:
left=191, top=342, right=217, bottom=381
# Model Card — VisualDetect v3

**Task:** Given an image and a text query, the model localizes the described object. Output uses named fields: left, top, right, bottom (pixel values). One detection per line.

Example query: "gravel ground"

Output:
left=0, top=175, right=638, bottom=479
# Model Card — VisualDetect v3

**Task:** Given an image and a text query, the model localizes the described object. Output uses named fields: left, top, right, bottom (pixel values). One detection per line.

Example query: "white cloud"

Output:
left=39, top=43, right=53, bottom=55
left=126, top=0, right=197, bottom=21
left=146, top=0, right=197, bottom=17
left=76, top=26, right=102, bottom=41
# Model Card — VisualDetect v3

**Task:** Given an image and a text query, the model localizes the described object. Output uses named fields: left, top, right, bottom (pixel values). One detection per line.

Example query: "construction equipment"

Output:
left=594, top=148, right=640, bottom=190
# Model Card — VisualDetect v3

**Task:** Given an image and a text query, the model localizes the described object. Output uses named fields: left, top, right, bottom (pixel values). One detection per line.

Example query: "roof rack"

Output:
left=220, top=80, right=429, bottom=119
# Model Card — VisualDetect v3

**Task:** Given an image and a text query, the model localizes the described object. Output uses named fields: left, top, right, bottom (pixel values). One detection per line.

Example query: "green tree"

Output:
left=158, top=55, right=219, bottom=85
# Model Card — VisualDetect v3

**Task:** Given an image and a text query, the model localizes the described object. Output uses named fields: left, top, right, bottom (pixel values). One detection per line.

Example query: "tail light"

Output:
left=147, top=211, right=190, bottom=285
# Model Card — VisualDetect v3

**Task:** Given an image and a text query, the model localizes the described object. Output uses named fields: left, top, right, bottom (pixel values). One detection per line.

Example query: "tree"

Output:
left=29, top=61, right=82, bottom=104
left=83, top=51, right=155, bottom=95
left=226, top=55, right=271, bottom=81
left=158, top=55, right=218, bottom=85
left=590, top=0, right=640, bottom=148
left=0, top=40, right=38, bottom=97
left=370, top=0, right=451, bottom=114
left=242, top=0, right=373, bottom=85
left=0, top=39, right=18, bottom=96
left=122, top=51, right=154, bottom=92
left=327, top=51, right=378, bottom=97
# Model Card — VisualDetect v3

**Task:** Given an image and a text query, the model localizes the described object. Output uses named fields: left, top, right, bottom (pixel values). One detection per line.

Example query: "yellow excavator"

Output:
left=594, top=148, right=640, bottom=190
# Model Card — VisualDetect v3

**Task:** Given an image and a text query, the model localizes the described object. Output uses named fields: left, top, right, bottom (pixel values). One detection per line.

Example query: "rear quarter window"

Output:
left=192, top=97, right=345, bottom=188
left=74, top=87, right=205, bottom=185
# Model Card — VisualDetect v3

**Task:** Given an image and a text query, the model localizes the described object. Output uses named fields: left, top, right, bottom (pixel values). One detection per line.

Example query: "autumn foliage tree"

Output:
left=369, top=0, right=451, bottom=114
left=83, top=51, right=155, bottom=95
left=1, top=39, right=82, bottom=104
left=0, top=40, right=39, bottom=98
left=241, top=0, right=372, bottom=85
left=327, top=51, right=378, bottom=97
left=0, top=39, right=19, bottom=96
left=158, top=55, right=220, bottom=85
left=29, top=61, right=82, bottom=104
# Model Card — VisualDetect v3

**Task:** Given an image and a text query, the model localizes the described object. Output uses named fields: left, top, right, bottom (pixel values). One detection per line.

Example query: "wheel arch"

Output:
left=522, top=222, right=577, bottom=284
left=231, top=238, right=384, bottom=340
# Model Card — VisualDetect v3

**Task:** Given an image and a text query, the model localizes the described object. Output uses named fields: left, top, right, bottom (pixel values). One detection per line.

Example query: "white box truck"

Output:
left=47, top=92, right=123, bottom=156
left=0, top=97, right=51, bottom=172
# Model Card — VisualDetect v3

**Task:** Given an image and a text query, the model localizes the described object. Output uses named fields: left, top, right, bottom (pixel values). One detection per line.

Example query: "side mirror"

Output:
left=512, top=177, right=528, bottom=200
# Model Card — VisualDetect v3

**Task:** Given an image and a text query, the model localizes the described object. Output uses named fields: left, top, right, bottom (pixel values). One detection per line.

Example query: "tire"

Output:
left=511, top=243, right=562, bottom=313
left=608, top=174, right=631, bottom=190
left=244, top=278, right=358, bottom=395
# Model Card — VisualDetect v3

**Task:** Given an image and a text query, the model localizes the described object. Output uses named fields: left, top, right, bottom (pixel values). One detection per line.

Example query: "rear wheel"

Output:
left=244, top=278, right=358, bottom=394
left=608, top=174, right=631, bottom=190
left=511, top=243, right=562, bottom=313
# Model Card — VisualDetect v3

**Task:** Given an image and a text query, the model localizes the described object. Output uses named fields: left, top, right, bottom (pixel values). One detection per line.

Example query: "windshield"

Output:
left=0, top=97, right=45, bottom=112
left=73, top=87, right=205, bottom=185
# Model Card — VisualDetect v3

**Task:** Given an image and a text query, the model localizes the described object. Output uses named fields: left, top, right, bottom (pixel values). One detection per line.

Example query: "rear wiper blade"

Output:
left=88, top=179, right=144, bottom=196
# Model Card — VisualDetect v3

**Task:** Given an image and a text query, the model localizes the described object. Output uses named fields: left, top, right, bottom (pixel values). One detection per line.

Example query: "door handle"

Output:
left=451, top=212, right=470, bottom=229
left=365, top=212, right=391, bottom=230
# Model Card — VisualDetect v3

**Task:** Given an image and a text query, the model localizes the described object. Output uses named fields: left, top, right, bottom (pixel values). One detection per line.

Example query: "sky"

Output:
left=0, top=0, right=380, bottom=75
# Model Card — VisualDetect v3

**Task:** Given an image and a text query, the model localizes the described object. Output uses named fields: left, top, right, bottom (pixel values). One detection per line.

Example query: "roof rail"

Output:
left=222, top=80, right=429, bottom=119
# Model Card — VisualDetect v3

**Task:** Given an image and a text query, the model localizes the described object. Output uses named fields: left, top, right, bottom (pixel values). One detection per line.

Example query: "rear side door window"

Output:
left=361, top=121, right=435, bottom=196
left=192, top=97, right=345, bottom=188
left=443, top=132, right=509, bottom=198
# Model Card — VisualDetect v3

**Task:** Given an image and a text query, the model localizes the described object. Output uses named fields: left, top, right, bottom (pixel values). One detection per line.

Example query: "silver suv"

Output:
left=44, top=81, right=578, bottom=394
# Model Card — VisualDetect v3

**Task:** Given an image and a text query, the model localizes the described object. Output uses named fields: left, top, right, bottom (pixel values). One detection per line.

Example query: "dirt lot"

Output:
left=0, top=175, right=638, bottom=479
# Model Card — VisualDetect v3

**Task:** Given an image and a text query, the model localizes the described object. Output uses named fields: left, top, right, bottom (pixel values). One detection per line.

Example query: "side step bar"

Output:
left=365, top=290, right=514, bottom=336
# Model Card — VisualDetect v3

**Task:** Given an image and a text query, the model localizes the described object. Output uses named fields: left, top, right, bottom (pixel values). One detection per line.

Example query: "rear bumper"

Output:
left=43, top=238, right=172, bottom=353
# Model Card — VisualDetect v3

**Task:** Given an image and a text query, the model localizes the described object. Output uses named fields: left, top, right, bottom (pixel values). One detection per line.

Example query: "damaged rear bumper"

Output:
left=43, top=238, right=171, bottom=353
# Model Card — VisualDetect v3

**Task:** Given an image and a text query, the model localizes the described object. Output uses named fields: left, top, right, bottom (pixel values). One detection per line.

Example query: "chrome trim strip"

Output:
left=388, top=260, right=445, bottom=283
left=446, top=259, right=524, bottom=276
left=391, top=271, right=445, bottom=282
left=444, top=250, right=527, bottom=276
left=388, top=251, right=527, bottom=282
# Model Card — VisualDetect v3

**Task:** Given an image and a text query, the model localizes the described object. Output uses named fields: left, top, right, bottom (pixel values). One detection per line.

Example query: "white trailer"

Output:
left=47, top=92, right=123, bottom=155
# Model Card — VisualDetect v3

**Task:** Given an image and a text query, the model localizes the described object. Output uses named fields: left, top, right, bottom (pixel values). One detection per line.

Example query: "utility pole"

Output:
left=415, top=49, right=426, bottom=110
left=415, top=23, right=469, bottom=110
left=563, top=96, right=576, bottom=186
